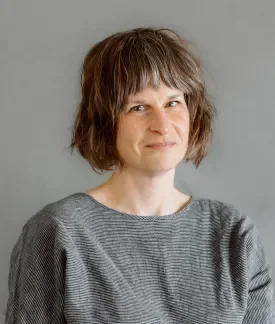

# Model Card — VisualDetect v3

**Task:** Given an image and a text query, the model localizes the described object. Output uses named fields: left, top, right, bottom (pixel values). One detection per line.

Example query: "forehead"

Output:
left=126, top=85, right=184, bottom=104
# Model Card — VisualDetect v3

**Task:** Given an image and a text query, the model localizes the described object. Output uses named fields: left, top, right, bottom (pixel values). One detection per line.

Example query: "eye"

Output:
left=129, top=101, right=180, bottom=112
left=167, top=101, right=180, bottom=107
left=129, top=105, right=146, bottom=112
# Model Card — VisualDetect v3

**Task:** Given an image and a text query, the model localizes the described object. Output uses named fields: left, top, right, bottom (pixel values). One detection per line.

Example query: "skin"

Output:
left=86, top=81, right=192, bottom=216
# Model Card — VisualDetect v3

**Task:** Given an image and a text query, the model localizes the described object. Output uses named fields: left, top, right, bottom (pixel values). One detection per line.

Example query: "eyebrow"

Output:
left=127, top=93, right=184, bottom=105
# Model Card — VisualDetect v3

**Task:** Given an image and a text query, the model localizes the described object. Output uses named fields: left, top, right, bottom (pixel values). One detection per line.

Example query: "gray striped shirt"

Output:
left=5, top=192, right=275, bottom=323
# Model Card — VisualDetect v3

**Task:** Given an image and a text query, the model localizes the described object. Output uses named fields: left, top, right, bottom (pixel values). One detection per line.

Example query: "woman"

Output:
left=5, top=27, right=274, bottom=323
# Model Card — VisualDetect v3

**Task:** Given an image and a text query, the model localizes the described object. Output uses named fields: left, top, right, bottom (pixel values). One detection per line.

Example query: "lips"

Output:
left=146, top=142, right=176, bottom=147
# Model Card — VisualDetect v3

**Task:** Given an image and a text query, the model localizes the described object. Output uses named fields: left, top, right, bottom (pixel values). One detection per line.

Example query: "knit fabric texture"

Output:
left=5, top=192, right=275, bottom=323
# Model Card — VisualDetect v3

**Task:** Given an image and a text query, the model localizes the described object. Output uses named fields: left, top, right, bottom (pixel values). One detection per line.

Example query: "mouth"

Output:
left=146, top=142, right=176, bottom=149
left=146, top=142, right=176, bottom=147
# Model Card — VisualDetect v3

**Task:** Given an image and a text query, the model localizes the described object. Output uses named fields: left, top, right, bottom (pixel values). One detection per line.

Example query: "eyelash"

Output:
left=129, top=101, right=181, bottom=112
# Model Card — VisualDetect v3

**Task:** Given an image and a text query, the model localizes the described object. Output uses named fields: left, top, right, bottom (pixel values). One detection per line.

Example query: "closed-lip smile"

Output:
left=146, top=141, right=176, bottom=147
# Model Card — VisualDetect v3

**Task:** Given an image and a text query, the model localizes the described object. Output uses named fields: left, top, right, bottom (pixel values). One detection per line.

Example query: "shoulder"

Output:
left=193, top=195, right=245, bottom=222
left=194, top=196, right=266, bottom=249
left=193, top=196, right=270, bottom=264
left=22, top=192, right=93, bottom=237
left=192, top=196, right=257, bottom=236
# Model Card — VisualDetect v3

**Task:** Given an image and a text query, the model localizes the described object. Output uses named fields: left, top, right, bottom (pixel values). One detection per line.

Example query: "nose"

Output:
left=149, top=109, right=169, bottom=135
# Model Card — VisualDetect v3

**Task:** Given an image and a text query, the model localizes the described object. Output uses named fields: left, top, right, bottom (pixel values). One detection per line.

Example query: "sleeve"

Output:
left=239, top=214, right=275, bottom=323
left=5, top=213, right=67, bottom=324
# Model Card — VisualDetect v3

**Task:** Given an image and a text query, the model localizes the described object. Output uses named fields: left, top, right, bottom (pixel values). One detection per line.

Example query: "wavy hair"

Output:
left=68, top=27, right=216, bottom=174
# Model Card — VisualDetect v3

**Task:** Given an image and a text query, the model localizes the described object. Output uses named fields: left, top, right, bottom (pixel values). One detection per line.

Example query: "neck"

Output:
left=94, top=166, right=190, bottom=216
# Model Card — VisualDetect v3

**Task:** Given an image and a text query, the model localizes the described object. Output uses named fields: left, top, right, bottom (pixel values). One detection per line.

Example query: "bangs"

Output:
left=70, top=27, right=216, bottom=172
left=99, top=30, right=200, bottom=112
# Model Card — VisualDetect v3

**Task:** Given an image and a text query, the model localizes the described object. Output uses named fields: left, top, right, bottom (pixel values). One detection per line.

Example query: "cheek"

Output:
left=116, top=120, right=140, bottom=149
left=174, top=111, right=189, bottom=130
left=174, top=113, right=190, bottom=146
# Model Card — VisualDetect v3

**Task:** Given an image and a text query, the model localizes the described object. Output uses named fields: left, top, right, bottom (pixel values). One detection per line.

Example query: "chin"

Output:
left=142, top=161, right=180, bottom=172
left=144, top=155, right=183, bottom=168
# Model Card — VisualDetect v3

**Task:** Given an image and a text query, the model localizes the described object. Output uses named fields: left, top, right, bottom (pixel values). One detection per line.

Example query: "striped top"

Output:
left=5, top=192, right=275, bottom=323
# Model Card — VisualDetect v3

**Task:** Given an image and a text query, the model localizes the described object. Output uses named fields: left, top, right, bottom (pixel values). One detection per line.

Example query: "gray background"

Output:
left=1, top=0, right=274, bottom=321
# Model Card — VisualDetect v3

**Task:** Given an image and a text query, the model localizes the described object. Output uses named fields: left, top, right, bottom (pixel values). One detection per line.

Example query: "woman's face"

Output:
left=116, top=81, right=190, bottom=173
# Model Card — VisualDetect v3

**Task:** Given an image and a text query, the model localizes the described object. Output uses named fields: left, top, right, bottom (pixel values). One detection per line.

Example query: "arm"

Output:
left=5, top=213, right=67, bottom=323
left=240, top=214, right=275, bottom=323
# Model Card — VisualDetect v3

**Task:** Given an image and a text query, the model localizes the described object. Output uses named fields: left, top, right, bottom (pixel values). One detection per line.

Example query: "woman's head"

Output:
left=69, top=27, right=216, bottom=174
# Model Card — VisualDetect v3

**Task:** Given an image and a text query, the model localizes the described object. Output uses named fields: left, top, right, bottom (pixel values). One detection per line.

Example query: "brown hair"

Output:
left=68, top=27, right=216, bottom=174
